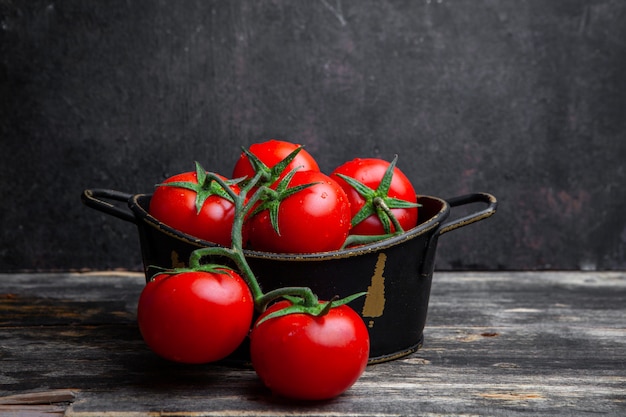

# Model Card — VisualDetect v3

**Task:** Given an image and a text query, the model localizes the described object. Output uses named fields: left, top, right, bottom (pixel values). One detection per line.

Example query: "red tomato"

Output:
left=149, top=171, right=242, bottom=246
left=232, top=139, right=320, bottom=180
left=247, top=170, right=351, bottom=253
left=331, top=158, right=418, bottom=235
left=137, top=269, right=253, bottom=364
left=250, top=300, right=370, bottom=400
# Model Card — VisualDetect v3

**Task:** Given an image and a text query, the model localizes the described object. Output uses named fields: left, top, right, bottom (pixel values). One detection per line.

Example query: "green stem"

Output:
left=189, top=166, right=322, bottom=313
left=188, top=167, right=265, bottom=305
left=189, top=246, right=264, bottom=305
left=184, top=147, right=370, bottom=318
left=256, top=286, right=319, bottom=312
left=341, top=232, right=399, bottom=248
left=203, top=171, right=240, bottom=202
left=206, top=169, right=263, bottom=250
left=373, top=196, right=404, bottom=233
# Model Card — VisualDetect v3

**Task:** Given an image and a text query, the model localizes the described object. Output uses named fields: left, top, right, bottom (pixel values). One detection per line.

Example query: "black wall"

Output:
left=2, top=0, right=625, bottom=271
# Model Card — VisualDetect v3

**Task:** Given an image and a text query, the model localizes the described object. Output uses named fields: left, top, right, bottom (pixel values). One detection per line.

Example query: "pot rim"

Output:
left=129, top=193, right=450, bottom=262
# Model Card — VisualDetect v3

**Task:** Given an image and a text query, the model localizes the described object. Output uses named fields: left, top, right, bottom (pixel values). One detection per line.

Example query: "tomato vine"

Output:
left=167, top=147, right=364, bottom=319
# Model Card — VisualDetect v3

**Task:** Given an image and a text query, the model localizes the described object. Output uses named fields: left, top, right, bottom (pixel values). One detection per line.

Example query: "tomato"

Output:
left=250, top=300, right=370, bottom=400
left=331, top=158, right=418, bottom=235
left=149, top=169, right=243, bottom=247
left=137, top=269, right=254, bottom=364
left=232, top=139, right=320, bottom=180
left=247, top=170, right=351, bottom=253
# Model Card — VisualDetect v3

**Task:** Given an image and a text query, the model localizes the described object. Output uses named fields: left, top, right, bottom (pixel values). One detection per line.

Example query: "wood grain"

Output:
left=1, top=271, right=624, bottom=416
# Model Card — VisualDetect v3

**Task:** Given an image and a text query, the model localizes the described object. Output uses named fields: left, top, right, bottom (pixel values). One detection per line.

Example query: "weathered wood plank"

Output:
left=0, top=272, right=624, bottom=416
left=0, top=388, right=78, bottom=417
left=0, top=388, right=78, bottom=405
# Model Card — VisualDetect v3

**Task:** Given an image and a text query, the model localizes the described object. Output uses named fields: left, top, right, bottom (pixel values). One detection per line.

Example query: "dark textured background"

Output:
left=1, top=0, right=625, bottom=272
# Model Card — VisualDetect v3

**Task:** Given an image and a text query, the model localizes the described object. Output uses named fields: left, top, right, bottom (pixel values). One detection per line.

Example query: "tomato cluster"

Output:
left=149, top=139, right=419, bottom=253
left=138, top=139, right=420, bottom=400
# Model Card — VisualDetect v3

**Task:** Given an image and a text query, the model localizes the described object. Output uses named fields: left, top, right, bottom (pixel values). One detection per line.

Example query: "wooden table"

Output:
left=1, top=271, right=624, bottom=416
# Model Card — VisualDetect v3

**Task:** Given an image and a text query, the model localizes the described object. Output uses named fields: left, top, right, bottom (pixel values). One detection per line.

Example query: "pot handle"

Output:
left=438, top=192, right=497, bottom=236
left=81, top=189, right=137, bottom=223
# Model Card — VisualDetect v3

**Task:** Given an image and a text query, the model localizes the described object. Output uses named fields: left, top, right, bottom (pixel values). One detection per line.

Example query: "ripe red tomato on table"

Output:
left=148, top=171, right=242, bottom=247
left=331, top=158, right=418, bottom=235
left=247, top=170, right=351, bottom=253
left=232, top=139, right=320, bottom=180
left=137, top=269, right=253, bottom=364
left=250, top=300, right=370, bottom=400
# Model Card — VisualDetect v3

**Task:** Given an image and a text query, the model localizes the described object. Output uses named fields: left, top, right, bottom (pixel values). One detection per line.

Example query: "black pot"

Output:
left=82, top=189, right=497, bottom=363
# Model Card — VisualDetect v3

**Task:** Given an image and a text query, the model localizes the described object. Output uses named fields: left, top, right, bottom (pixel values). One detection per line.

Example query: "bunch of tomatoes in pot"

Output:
left=137, top=139, right=420, bottom=401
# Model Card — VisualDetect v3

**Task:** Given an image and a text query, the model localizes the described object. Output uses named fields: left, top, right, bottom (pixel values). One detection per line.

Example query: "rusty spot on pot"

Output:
left=171, top=250, right=186, bottom=268
left=362, top=253, right=387, bottom=320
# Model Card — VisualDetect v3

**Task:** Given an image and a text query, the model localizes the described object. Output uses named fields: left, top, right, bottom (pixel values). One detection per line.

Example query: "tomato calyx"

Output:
left=340, top=197, right=412, bottom=248
left=239, top=145, right=305, bottom=186
left=240, top=146, right=324, bottom=238
left=156, top=161, right=241, bottom=214
left=249, top=167, right=320, bottom=236
left=147, top=263, right=233, bottom=281
left=255, top=292, right=368, bottom=326
left=335, top=155, right=421, bottom=234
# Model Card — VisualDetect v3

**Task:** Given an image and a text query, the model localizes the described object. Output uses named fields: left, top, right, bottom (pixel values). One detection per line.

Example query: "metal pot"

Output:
left=82, top=189, right=497, bottom=363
